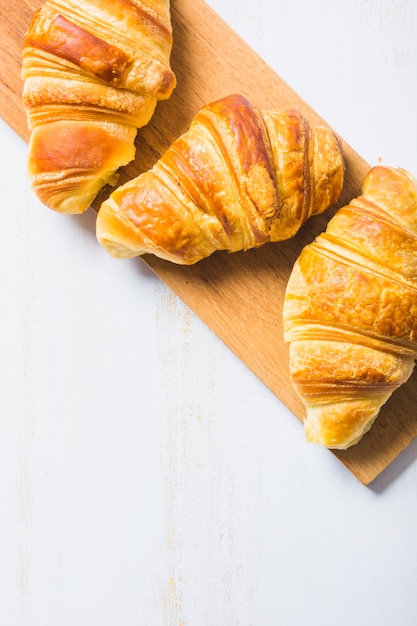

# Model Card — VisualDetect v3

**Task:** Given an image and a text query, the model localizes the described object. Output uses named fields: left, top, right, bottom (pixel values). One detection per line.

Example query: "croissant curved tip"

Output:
left=303, top=395, right=391, bottom=450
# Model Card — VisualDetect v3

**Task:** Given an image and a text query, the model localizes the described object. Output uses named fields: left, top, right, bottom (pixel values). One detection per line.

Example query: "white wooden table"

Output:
left=1, top=1, right=417, bottom=624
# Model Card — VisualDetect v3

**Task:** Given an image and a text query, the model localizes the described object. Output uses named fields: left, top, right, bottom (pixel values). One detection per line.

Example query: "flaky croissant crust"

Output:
left=22, top=0, right=176, bottom=214
left=283, top=166, right=417, bottom=449
left=96, top=94, right=344, bottom=263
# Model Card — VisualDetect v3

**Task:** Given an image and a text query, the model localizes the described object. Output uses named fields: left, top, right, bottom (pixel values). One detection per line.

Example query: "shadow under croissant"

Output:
left=369, top=434, right=417, bottom=493
left=334, top=370, right=417, bottom=491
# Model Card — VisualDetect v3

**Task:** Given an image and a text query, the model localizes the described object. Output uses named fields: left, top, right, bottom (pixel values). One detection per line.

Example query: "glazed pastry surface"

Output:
left=283, top=166, right=417, bottom=449
left=96, top=94, right=344, bottom=264
left=22, top=0, right=176, bottom=213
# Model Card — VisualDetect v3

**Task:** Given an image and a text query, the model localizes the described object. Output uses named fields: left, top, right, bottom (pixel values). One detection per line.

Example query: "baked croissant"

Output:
left=283, top=165, right=417, bottom=449
left=22, top=0, right=176, bottom=214
left=96, top=94, right=345, bottom=264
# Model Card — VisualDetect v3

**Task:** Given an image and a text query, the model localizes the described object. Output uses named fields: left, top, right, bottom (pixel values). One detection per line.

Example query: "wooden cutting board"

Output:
left=2, top=0, right=417, bottom=485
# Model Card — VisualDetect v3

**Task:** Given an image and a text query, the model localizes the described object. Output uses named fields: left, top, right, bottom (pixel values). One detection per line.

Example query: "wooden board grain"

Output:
left=2, top=0, right=417, bottom=485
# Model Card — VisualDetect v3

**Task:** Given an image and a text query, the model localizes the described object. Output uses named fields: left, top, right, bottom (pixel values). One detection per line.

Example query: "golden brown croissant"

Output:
left=22, top=0, right=176, bottom=214
left=283, top=165, right=417, bottom=449
left=96, top=94, right=345, bottom=264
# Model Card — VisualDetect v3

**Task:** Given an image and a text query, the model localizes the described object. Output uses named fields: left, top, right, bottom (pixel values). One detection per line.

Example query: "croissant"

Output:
left=22, top=0, right=176, bottom=214
left=283, top=165, right=417, bottom=449
left=95, top=94, right=345, bottom=264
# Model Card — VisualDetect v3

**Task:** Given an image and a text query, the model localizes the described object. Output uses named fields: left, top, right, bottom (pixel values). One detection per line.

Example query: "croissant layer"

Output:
left=22, top=0, right=176, bottom=214
left=96, top=94, right=344, bottom=264
left=283, top=166, right=417, bottom=449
